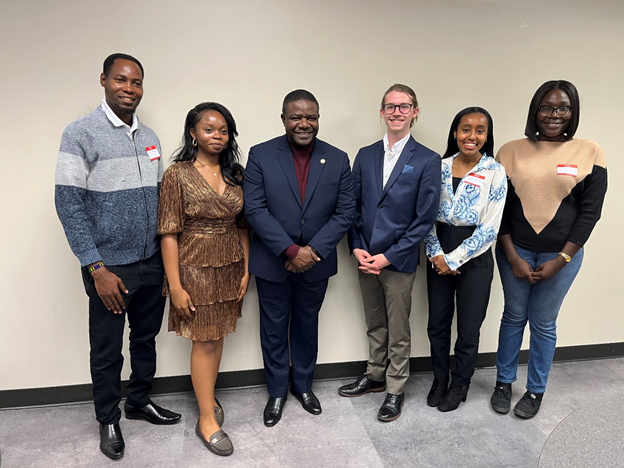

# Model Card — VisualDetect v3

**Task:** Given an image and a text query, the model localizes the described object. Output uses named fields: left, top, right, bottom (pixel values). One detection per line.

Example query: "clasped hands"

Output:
left=353, top=248, right=390, bottom=275
left=285, top=245, right=321, bottom=273
left=430, top=255, right=460, bottom=276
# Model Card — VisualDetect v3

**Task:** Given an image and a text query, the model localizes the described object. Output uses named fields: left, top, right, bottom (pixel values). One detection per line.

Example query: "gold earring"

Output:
left=192, top=138, right=197, bottom=147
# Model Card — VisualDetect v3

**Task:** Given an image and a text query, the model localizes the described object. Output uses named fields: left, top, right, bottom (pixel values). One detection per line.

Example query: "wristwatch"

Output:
left=558, top=252, right=572, bottom=263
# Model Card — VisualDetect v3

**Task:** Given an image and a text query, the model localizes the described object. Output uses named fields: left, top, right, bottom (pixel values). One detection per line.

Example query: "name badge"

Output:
left=557, top=164, right=577, bottom=177
left=145, top=145, right=161, bottom=161
left=464, top=173, right=485, bottom=187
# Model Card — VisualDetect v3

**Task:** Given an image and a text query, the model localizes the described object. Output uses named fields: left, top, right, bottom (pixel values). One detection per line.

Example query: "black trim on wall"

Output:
left=2, top=342, right=623, bottom=410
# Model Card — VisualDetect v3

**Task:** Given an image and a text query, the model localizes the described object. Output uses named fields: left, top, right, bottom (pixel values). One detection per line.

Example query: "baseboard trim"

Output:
left=2, top=342, right=623, bottom=409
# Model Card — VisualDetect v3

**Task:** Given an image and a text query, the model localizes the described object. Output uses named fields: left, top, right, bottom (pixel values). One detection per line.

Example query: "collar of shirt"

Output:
left=383, top=132, right=410, bottom=158
left=101, top=98, right=139, bottom=137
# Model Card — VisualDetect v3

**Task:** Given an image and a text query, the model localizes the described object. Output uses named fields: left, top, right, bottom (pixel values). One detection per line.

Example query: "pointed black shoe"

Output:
left=438, top=383, right=469, bottom=412
left=290, top=389, right=322, bottom=415
left=338, top=374, right=386, bottom=397
left=377, top=393, right=404, bottom=422
left=99, top=423, right=124, bottom=460
left=263, top=396, right=287, bottom=427
left=426, top=377, right=449, bottom=407
left=124, top=401, right=181, bottom=425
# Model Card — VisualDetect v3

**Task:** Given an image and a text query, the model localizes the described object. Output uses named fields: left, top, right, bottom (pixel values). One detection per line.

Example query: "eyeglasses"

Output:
left=383, top=103, right=413, bottom=115
left=539, top=105, right=572, bottom=117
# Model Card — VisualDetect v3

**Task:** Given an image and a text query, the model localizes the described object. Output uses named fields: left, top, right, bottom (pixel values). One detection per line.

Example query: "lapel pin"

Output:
left=320, top=159, right=326, bottom=164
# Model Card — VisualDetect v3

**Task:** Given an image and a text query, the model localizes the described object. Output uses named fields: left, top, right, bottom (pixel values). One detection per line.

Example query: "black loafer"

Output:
left=338, top=374, right=386, bottom=398
left=263, top=396, right=287, bottom=427
left=124, top=401, right=181, bottom=425
left=99, top=423, right=124, bottom=460
left=377, top=393, right=404, bottom=422
left=426, top=377, right=450, bottom=407
left=290, top=389, right=322, bottom=415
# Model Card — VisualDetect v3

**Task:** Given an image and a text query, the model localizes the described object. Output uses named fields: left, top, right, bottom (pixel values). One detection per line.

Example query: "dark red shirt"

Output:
left=284, top=141, right=314, bottom=260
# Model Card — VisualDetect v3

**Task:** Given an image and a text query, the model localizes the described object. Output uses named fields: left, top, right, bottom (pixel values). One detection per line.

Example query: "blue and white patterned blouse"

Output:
left=424, top=153, right=507, bottom=270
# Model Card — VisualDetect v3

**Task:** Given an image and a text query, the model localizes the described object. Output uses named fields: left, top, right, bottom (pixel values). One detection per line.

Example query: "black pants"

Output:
left=426, top=224, right=494, bottom=386
left=81, top=253, right=166, bottom=424
left=256, top=275, right=329, bottom=398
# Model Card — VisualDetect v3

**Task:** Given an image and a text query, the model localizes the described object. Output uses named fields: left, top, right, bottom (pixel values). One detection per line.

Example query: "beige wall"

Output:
left=1, top=0, right=622, bottom=391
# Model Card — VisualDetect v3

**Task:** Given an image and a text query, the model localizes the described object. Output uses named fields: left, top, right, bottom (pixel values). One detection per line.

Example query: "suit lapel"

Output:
left=374, top=141, right=384, bottom=197
left=302, top=141, right=326, bottom=213
left=276, top=137, right=303, bottom=208
left=381, top=136, right=416, bottom=198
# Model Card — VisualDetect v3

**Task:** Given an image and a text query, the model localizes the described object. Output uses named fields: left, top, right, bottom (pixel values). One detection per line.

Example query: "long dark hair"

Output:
left=442, top=107, right=494, bottom=159
left=524, top=80, right=580, bottom=142
left=172, top=102, right=243, bottom=186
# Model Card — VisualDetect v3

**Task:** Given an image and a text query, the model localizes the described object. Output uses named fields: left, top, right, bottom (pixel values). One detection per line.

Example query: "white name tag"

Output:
left=464, top=173, right=485, bottom=187
left=145, top=145, right=161, bottom=161
left=557, top=164, right=577, bottom=176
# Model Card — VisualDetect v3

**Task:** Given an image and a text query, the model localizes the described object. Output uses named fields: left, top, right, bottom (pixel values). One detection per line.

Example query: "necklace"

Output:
left=195, top=159, right=219, bottom=177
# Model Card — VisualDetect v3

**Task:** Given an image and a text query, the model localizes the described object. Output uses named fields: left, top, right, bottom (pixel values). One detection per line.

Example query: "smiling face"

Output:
left=454, top=113, right=488, bottom=159
left=281, top=100, right=319, bottom=147
left=381, top=91, right=419, bottom=138
left=536, top=89, right=572, bottom=142
left=189, top=110, right=229, bottom=158
left=100, top=58, right=143, bottom=125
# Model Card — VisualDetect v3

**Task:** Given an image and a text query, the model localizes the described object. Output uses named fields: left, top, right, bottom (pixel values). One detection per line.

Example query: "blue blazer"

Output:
left=244, top=135, right=355, bottom=282
left=347, top=136, right=441, bottom=273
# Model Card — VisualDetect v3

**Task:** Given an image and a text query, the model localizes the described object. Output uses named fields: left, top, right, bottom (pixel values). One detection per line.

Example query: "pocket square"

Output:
left=402, top=164, right=414, bottom=174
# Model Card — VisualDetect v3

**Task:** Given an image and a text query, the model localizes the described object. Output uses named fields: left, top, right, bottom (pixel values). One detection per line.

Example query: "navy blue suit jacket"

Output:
left=244, top=135, right=355, bottom=282
left=347, top=136, right=441, bottom=273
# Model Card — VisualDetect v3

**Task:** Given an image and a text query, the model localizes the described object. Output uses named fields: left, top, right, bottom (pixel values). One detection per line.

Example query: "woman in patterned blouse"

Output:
left=424, top=107, right=507, bottom=412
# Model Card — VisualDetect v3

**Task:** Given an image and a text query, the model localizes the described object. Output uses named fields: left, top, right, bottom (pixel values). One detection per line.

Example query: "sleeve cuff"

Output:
left=283, top=244, right=301, bottom=260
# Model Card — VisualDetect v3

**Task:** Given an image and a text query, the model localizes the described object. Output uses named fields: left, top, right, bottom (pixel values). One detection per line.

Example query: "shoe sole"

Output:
left=491, top=404, right=511, bottom=414
left=338, top=386, right=386, bottom=398
left=514, top=408, right=537, bottom=419
left=124, top=413, right=181, bottom=425
left=377, top=399, right=404, bottom=422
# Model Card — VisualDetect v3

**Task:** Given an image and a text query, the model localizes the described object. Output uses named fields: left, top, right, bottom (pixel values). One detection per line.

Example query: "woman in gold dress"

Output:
left=158, top=102, right=250, bottom=456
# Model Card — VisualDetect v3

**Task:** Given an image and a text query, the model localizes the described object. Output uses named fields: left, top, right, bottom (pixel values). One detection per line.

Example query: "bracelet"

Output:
left=89, top=262, right=105, bottom=273
left=558, top=252, right=572, bottom=263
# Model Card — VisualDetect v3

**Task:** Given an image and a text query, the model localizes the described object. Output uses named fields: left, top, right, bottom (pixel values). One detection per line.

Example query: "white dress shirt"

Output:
left=382, top=132, right=410, bottom=188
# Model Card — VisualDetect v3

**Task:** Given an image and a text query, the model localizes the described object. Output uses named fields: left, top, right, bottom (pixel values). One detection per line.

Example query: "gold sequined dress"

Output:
left=157, top=161, right=245, bottom=341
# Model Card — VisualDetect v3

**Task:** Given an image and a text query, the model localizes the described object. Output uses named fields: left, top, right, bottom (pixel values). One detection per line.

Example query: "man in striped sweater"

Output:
left=55, top=53, right=180, bottom=460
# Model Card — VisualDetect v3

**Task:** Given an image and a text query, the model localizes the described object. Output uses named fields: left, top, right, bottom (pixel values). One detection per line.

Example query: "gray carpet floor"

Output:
left=2, top=357, right=623, bottom=468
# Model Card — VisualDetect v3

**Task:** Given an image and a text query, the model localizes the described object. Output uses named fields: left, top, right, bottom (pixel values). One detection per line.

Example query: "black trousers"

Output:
left=256, top=275, right=329, bottom=398
left=81, top=253, right=166, bottom=424
left=426, top=224, right=494, bottom=386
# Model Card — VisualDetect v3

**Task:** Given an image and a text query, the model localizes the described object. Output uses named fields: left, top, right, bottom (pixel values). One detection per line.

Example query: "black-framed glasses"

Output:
left=383, top=103, right=413, bottom=115
left=539, top=105, right=572, bottom=117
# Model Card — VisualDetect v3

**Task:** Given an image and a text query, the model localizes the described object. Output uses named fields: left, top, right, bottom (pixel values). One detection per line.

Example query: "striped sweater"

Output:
left=55, top=105, right=164, bottom=266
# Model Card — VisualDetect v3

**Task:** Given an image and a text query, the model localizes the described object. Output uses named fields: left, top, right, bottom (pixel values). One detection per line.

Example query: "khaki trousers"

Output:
left=358, top=268, right=417, bottom=394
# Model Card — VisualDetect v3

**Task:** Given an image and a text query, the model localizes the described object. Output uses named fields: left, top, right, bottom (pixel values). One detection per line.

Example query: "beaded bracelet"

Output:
left=89, top=262, right=105, bottom=273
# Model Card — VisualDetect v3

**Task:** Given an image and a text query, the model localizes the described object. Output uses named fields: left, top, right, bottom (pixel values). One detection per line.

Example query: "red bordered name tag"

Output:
left=464, top=173, right=485, bottom=187
left=557, top=164, right=577, bottom=177
left=145, top=145, right=161, bottom=161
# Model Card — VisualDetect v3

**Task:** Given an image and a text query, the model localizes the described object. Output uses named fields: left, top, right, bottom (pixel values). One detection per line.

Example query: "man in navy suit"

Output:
left=339, top=84, right=441, bottom=422
left=244, top=90, right=355, bottom=427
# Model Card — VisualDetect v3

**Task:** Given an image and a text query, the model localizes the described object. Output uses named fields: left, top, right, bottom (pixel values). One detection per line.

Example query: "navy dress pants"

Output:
left=81, top=253, right=166, bottom=424
left=256, top=274, right=329, bottom=397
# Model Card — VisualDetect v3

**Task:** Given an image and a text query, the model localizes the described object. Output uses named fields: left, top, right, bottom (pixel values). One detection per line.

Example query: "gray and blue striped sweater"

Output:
left=55, top=106, right=164, bottom=267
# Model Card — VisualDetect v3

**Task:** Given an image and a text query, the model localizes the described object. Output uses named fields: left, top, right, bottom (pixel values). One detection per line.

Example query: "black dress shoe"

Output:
left=377, top=393, right=404, bottom=422
left=338, top=374, right=386, bottom=398
left=124, top=401, right=182, bottom=425
left=263, top=396, right=287, bottom=427
left=99, top=423, right=124, bottom=460
left=290, top=389, right=322, bottom=415
left=438, top=383, right=469, bottom=412
left=426, top=377, right=449, bottom=407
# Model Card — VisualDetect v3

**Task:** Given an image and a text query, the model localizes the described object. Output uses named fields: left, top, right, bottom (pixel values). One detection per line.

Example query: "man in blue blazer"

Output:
left=244, top=89, right=355, bottom=427
left=339, top=84, right=441, bottom=422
